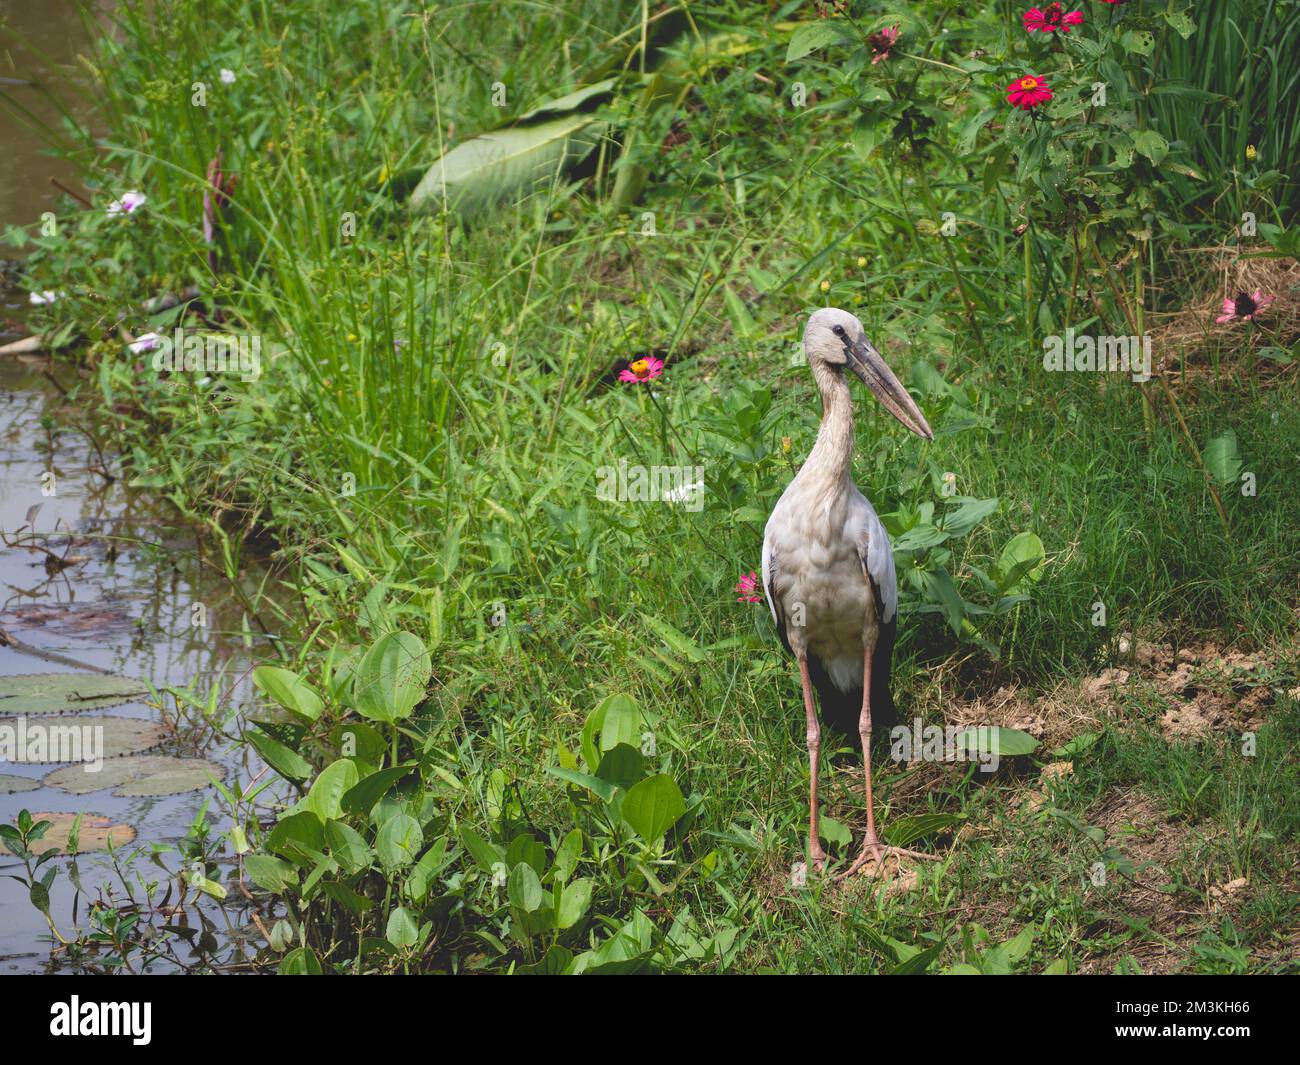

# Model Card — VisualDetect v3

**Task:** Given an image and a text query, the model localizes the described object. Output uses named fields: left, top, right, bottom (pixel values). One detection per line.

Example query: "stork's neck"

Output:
left=803, top=359, right=854, bottom=487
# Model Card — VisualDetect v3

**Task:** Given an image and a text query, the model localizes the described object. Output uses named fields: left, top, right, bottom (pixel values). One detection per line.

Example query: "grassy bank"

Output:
left=7, top=0, right=1300, bottom=972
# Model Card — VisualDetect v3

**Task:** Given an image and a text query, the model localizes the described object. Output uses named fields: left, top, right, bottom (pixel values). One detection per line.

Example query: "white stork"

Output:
left=762, top=307, right=935, bottom=879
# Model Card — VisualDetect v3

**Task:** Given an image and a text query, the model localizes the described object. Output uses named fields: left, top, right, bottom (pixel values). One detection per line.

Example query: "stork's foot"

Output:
left=835, top=832, right=937, bottom=881
left=809, top=842, right=827, bottom=874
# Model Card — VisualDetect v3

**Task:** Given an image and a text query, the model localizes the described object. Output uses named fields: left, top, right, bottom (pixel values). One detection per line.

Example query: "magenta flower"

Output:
left=735, top=571, right=762, bottom=604
left=868, top=25, right=900, bottom=64
left=1023, top=5, right=1084, bottom=33
left=1216, top=290, right=1275, bottom=324
left=618, top=355, right=664, bottom=384
left=1007, top=74, right=1053, bottom=110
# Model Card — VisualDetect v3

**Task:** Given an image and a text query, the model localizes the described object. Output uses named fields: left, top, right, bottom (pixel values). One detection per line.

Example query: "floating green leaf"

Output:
left=0, top=715, right=165, bottom=762
left=0, top=673, right=148, bottom=715
left=0, top=773, right=39, bottom=795
left=43, top=754, right=224, bottom=797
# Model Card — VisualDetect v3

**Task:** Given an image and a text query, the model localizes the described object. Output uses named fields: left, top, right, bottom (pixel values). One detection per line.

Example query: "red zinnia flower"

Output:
left=867, top=25, right=900, bottom=65
left=1023, top=4, right=1084, bottom=33
left=1006, top=74, right=1053, bottom=110
left=734, top=571, right=762, bottom=604
left=618, top=355, right=665, bottom=383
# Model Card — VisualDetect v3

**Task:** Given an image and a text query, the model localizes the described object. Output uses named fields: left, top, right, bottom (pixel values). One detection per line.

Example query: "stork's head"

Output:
left=803, top=307, right=933, bottom=440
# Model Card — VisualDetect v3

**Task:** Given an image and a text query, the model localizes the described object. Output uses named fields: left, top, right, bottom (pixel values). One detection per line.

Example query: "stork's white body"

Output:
left=762, top=469, right=896, bottom=696
left=761, top=307, right=933, bottom=877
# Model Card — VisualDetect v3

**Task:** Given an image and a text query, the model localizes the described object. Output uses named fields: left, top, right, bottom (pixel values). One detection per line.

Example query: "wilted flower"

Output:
left=618, top=355, right=664, bottom=383
left=1215, top=290, right=1274, bottom=324
left=867, top=25, right=900, bottom=64
left=203, top=149, right=238, bottom=244
left=1006, top=74, right=1053, bottom=110
left=1023, top=5, right=1083, bottom=33
left=735, top=571, right=763, bottom=604
left=128, top=332, right=163, bottom=353
left=1245, top=144, right=1257, bottom=162
left=107, top=190, right=147, bottom=216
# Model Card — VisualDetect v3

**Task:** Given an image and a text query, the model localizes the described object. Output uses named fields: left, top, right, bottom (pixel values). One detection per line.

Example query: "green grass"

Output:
left=7, top=0, right=1300, bottom=973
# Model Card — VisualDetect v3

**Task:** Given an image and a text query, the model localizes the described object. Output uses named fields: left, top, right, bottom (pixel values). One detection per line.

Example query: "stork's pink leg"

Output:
left=838, top=639, right=937, bottom=880
left=798, top=656, right=827, bottom=872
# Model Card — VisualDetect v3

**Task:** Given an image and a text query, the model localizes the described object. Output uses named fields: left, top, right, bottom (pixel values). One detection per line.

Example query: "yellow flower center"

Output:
left=630, top=358, right=649, bottom=375
left=1020, top=77, right=1038, bottom=89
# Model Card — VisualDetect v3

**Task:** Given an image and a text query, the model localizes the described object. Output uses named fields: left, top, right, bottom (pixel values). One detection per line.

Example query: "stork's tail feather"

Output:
left=806, top=619, right=898, bottom=750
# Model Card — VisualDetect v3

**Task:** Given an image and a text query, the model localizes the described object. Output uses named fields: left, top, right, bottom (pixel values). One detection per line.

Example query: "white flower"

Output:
left=128, top=332, right=163, bottom=353
left=28, top=290, right=64, bottom=305
left=219, top=69, right=236, bottom=85
left=107, top=190, right=147, bottom=216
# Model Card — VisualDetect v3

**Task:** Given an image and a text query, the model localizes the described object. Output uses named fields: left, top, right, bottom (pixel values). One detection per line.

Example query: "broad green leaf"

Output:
left=253, top=666, right=324, bottom=723
left=1132, top=128, right=1169, bottom=164
left=997, top=531, right=1046, bottom=593
left=621, top=774, right=686, bottom=843
left=325, top=819, right=373, bottom=873
left=508, top=862, right=546, bottom=912
left=410, top=113, right=608, bottom=217
left=953, top=726, right=1039, bottom=758
left=376, top=813, right=422, bottom=870
left=557, top=878, right=593, bottom=929
left=1204, top=429, right=1242, bottom=486
left=279, top=947, right=321, bottom=975
left=352, top=631, right=431, bottom=723
left=341, top=764, right=415, bottom=816
left=246, top=727, right=312, bottom=781
left=386, top=906, right=420, bottom=948
left=596, top=743, right=645, bottom=789
left=545, top=765, right=617, bottom=803
left=786, top=19, right=854, bottom=62
left=305, top=759, right=359, bottom=822
left=245, top=854, right=298, bottom=893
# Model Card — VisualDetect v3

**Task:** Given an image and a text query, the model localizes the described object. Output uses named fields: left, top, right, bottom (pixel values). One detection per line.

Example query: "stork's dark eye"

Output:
left=832, top=325, right=846, bottom=338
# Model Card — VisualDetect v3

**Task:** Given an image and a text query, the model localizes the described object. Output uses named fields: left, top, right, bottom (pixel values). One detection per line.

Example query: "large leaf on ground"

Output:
left=0, top=812, right=135, bottom=855
left=43, top=754, right=224, bottom=797
left=409, top=110, right=610, bottom=216
left=0, top=673, right=148, bottom=715
left=0, top=714, right=165, bottom=761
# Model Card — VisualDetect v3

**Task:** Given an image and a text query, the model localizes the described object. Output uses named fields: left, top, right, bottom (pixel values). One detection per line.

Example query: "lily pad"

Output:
left=43, top=754, right=225, bottom=797
left=0, top=812, right=136, bottom=855
left=0, top=773, right=40, bottom=795
left=0, top=714, right=165, bottom=762
left=0, top=673, right=149, bottom=715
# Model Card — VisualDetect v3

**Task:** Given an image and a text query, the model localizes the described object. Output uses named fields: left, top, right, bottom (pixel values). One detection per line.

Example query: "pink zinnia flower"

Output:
left=618, top=355, right=664, bottom=383
left=1007, top=74, right=1053, bottom=110
left=868, top=25, right=900, bottom=64
left=735, top=571, right=762, bottom=604
left=1023, top=5, right=1084, bottom=33
left=1216, top=290, right=1274, bottom=324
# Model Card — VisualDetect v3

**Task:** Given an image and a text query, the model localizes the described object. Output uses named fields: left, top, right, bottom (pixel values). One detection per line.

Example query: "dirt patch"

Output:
left=1076, top=788, right=1197, bottom=974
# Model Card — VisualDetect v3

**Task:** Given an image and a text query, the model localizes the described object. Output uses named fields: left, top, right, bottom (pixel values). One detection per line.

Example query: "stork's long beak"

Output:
left=845, top=336, right=933, bottom=440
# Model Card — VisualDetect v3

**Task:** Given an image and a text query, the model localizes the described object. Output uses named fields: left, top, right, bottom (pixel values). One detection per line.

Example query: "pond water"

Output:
left=1, top=1, right=272, bottom=973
